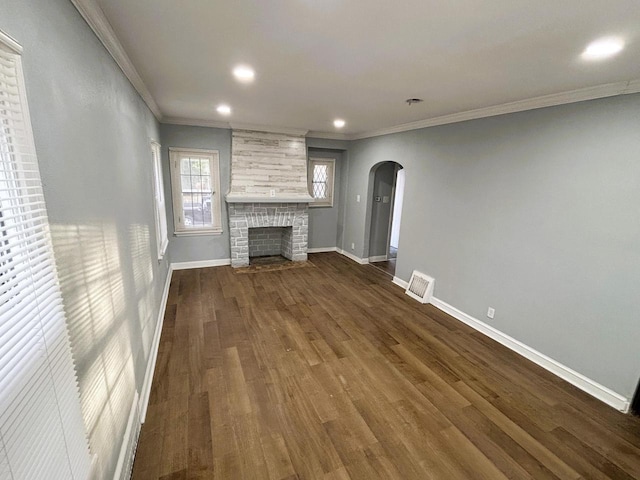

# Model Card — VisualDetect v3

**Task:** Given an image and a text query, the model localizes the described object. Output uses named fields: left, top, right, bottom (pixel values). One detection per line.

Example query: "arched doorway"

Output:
left=366, top=161, right=404, bottom=276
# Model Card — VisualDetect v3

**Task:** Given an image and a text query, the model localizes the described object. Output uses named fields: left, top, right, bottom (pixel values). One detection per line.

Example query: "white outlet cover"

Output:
left=487, top=307, right=495, bottom=319
left=356, top=194, right=361, bottom=202
left=351, top=243, right=355, bottom=250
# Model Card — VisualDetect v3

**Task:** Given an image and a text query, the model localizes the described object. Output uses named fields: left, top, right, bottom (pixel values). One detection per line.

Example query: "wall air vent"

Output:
left=405, top=270, right=435, bottom=304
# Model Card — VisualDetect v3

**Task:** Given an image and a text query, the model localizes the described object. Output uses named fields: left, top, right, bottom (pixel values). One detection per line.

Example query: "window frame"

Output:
left=151, top=141, right=168, bottom=259
left=169, top=147, right=223, bottom=236
left=308, top=157, right=336, bottom=207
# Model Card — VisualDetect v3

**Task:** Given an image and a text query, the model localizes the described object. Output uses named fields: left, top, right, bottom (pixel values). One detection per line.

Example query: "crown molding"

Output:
left=0, top=29, right=22, bottom=54
left=161, top=116, right=231, bottom=129
left=306, top=130, right=350, bottom=141
left=623, top=78, right=640, bottom=94
left=69, top=0, right=162, bottom=120
left=229, top=122, right=308, bottom=136
left=349, top=79, right=640, bottom=140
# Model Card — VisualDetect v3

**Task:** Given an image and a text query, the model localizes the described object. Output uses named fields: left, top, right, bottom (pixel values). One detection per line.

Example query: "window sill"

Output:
left=174, top=228, right=223, bottom=237
left=157, top=239, right=169, bottom=261
left=309, top=202, right=334, bottom=208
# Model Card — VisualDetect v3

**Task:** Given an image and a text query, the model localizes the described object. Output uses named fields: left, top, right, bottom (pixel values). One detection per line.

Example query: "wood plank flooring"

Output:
left=132, top=252, right=640, bottom=479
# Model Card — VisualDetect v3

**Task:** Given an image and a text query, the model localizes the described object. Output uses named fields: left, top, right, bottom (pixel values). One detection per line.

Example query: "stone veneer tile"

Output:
left=228, top=202, right=308, bottom=267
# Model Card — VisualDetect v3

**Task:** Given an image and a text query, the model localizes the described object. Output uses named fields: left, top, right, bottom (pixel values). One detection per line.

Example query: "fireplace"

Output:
left=226, top=129, right=312, bottom=268
left=228, top=203, right=308, bottom=267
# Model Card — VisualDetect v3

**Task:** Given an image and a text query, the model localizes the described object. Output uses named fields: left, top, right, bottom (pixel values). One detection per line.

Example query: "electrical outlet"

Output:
left=270, top=189, right=276, bottom=197
left=356, top=194, right=361, bottom=202
left=351, top=242, right=355, bottom=250
left=487, top=307, right=495, bottom=319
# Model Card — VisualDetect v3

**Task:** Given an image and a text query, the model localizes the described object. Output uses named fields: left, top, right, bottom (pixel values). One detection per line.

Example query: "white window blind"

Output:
left=151, top=141, right=168, bottom=259
left=0, top=32, right=92, bottom=480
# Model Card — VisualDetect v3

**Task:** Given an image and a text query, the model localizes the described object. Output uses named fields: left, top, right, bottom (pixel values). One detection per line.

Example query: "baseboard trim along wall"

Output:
left=337, top=248, right=370, bottom=265
left=139, top=267, right=173, bottom=423
left=393, top=276, right=409, bottom=289
left=113, top=390, right=141, bottom=480
left=307, top=247, right=338, bottom=253
left=429, top=297, right=630, bottom=412
left=393, top=273, right=629, bottom=411
left=368, top=255, right=388, bottom=262
left=171, top=258, right=231, bottom=270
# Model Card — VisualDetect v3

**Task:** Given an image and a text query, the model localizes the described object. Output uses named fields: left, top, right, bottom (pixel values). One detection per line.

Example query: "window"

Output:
left=151, top=141, right=168, bottom=258
left=308, top=157, right=335, bottom=207
left=0, top=31, right=92, bottom=479
left=169, top=148, right=222, bottom=235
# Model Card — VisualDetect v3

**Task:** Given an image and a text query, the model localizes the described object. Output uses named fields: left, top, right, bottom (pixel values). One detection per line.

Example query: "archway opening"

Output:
left=367, top=161, right=404, bottom=276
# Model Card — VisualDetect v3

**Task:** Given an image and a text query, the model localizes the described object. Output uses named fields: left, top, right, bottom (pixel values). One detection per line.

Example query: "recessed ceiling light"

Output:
left=333, top=119, right=346, bottom=128
left=233, top=65, right=255, bottom=83
left=216, top=104, right=231, bottom=115
left=581, top=37, right=625, bottom=60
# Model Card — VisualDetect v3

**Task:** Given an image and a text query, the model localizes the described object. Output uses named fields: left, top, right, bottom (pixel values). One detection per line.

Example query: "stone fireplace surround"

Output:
left=226, top=129, right=313, bottom=267
left=228, top=202, right=308, bottom=267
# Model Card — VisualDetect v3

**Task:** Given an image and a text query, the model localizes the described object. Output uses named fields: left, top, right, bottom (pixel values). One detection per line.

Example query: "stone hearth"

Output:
left=229, top=202, right=308, bottom=267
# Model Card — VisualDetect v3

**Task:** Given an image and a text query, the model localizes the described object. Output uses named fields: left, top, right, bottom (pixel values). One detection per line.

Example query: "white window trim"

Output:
left=308, top=157, right=336, bottom=207
left=151, top=141, right=168, bottom=259
left=169, top=147, right=223, bottom=236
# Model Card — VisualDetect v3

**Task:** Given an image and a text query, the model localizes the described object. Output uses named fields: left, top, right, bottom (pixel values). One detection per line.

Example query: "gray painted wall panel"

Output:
left=345, top=94, right=640, bottom=398
left=160, top=124, right=231, bottom=263
left=1, top=1, right=169, bottom=478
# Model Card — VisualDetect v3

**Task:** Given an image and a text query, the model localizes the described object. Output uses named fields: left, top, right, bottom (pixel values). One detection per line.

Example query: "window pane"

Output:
left=312, top=164, right=328, bottom=199
left=190, top=157, right=201, bottom=176
left=180, top=174, right=192, bottom=192
left=180, top=158, right=190, bottom=174
left=200, top=175, right=212, bottom=192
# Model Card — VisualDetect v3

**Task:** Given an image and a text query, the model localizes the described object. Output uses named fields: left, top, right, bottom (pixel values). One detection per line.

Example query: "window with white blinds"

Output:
left=151, top=141, right=168, bottom=259
left=0, top=31, right=92, bottom=480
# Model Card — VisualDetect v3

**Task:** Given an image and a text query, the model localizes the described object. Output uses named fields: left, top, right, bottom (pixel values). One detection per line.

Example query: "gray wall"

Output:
left=345, top=94, right=640, bottom=399
left=159, top=130, right=350, bottom=260
left=307, top=146, right=346, bottom=249
left=0, top=1, right=170, bottom=479
left=307, top=138, right=349, bottom=250
left=160, top=124, right=231, bottom=263
left=367, top=162, right=396, bottom=258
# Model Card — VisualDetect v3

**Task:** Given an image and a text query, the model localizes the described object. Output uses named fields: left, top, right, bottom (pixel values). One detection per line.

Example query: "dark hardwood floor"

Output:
left=370, top=258, right=396, bottom=276
left=132, top=252, right=640, bottom=479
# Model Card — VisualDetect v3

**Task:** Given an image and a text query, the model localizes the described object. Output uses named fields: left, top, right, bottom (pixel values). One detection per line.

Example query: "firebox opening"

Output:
left=248, top=226, right=294, bottom=263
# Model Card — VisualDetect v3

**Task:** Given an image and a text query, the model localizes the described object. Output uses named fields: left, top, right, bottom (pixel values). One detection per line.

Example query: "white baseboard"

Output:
left=337, top=248, right=369, bottom=265
left=139, top=267, right=173, bottom=423
left=429, top=296, right=630, bottom=413
left=307, top=247, right=338, bottom=253
left=368, top=255, right=388, bottom=263
left=113, top=390, right=141, bottom=480
left=392, top=276, right=409, bottom=289
left=171, top=258, right=231, bottom=270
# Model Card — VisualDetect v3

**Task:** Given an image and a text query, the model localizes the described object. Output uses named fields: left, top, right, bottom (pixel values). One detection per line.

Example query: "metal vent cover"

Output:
left=405, top=270, right=434, bottom=304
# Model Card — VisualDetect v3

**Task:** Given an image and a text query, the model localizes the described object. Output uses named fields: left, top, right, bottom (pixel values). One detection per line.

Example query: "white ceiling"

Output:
left=93, top=0, right=640, bottom=137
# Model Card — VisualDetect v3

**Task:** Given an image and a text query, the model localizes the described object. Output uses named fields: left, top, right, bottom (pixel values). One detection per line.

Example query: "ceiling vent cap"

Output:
left=405, top=270, right=434, bottom=304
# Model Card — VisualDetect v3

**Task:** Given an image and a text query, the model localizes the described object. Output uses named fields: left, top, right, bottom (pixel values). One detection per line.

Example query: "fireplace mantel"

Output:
left=225, top=195, right=313, bottom=204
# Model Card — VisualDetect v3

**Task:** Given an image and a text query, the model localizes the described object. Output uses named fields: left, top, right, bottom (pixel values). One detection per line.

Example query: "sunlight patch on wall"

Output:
left=50, top=222, right=137, bottom=479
